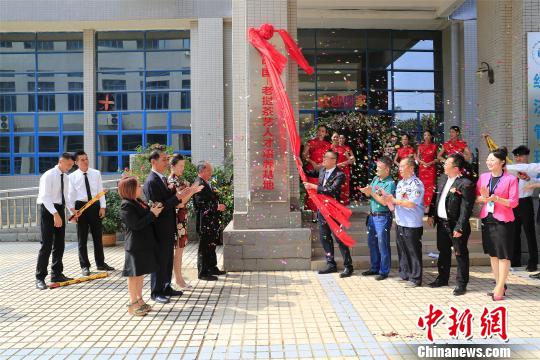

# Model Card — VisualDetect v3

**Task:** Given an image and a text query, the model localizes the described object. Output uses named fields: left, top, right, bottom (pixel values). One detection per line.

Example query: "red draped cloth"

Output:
left=417, top=143, right=438, bottom=208
left=304, top=138, right=331, bottom=211
left=248, top=24, right=355, bottom=247
left=332, top=144, right=352, bottom=205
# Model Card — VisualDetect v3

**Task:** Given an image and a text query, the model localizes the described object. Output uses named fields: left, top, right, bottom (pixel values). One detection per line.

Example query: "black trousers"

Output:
left=36, top=204, right=66, bottom=280
left=198, top=232, right=218, bottom=277
left=150, top=233, right=174, bottom=298
left=75, top=201, right=105, bottom=269
left=318, top=212, right=352, bottom=269
left=436, top=220, right=470, bottom=287
left=396, top=225, right=423, bottom=285
left=512, top=197, right=538, bottom=267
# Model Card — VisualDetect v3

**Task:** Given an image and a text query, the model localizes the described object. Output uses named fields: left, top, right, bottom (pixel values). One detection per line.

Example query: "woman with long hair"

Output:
left=476, top=148, right=519, bottom=301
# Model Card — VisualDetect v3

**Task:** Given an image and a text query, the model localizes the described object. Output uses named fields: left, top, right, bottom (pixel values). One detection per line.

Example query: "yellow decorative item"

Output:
left=49, top=272, right=108, bottom=289
left=68, top=190, right=108, bottom=221
left=482, top=134, right=512, bottom=164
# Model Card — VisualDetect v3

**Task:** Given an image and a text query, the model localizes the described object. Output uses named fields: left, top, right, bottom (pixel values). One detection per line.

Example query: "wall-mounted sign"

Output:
left=527, top=33, right=540, bottom=161
left=318, top=93, right=366, bottom=110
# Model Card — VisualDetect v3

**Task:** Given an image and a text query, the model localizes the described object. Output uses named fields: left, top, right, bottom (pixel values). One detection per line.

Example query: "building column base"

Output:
left=223, top=221, right=311, bottom=271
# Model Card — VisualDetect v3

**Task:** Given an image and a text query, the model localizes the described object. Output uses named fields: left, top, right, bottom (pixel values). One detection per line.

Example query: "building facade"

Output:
left=0, top=0, right=539, bottom=185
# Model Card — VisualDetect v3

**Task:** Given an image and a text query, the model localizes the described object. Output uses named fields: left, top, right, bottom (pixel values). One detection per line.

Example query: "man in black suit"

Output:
left=427, top=153, right=475, bottom=295
left=193, top=161, right=227, bottom=281
left=304, top=150, right=353, bottom=278
left=143, top=149, right=187, bottom=303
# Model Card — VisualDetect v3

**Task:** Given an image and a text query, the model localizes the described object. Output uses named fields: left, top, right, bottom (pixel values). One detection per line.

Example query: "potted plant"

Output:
left=101, top=190, right=123, bottom=247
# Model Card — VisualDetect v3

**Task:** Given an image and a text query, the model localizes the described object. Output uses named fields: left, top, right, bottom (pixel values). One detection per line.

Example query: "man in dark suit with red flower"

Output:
left=427, top=153, right=475, bottom=296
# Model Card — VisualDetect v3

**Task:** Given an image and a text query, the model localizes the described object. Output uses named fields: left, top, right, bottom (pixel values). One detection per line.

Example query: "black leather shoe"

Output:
left=198, top=275, right=218, bottom=281
left=152, top=295, right=170, bottom=304
left=211, top=268, right=227, bottom=276
left=50, top=274, right=73, bottom=283
left=375, top=274, right=388, bottom=281
left=81, top=267, right=90, bottom=277
left=361, top=270, right=378, bottom=276
left=169, top=289, right=183, bottom=297
left=453, top=286, right=467, bottom=296
left=36, top=279, right=47, bottom=290
left=97, top=263, right=115, bottom=271
left=427, top=279, right=448, bottom=288
left=530, top=272, right=540, bottom=279
left=339, top=268, right=353, bottom=278
left=526, top=265, right=538, bottom=272
left=318, top=265, right=337, bottom=274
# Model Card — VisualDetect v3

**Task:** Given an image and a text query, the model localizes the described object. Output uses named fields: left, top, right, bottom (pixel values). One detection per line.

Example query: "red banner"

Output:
left=248, top=24, right=355, bottom=247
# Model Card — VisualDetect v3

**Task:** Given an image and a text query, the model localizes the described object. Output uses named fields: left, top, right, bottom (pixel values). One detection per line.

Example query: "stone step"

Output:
left=311, top=241, right=485, bottom=257
left=310, top=252, right=491, bottom=271
left=310, top=228, right=482, bottom=247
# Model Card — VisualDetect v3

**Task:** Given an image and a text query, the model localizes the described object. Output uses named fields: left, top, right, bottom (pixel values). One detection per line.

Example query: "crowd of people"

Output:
left=32, top=125, right=539, bottom=313
left=304, top=125, right=540, bottom=300
left=35, top=148, right=227, bottom=317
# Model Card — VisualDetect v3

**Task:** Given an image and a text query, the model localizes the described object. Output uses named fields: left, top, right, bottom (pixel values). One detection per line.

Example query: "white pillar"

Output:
left=83, top=29, right=96, bottom=166
left=190, top=18, right=225, bottom=166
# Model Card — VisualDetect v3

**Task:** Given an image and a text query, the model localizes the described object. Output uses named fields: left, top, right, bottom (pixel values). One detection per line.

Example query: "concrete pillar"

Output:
left=190, top=18, right=225, bottom=167
left=223, top=0, right=310, bottom=271
left=442, top=22, right=462, bottom=137
left=83, top=29, right=96, bottom=167
left=462, top=20, right=479, bottom=153
left=477, top=0, right=513, bottom=170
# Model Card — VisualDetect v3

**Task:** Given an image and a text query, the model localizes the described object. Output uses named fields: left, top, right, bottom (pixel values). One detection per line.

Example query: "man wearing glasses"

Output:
left=304, top=150, right=353, bottom=278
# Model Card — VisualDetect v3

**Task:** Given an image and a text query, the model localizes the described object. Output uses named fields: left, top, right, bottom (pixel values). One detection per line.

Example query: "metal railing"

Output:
left=0, top=179, right=120, bottom=230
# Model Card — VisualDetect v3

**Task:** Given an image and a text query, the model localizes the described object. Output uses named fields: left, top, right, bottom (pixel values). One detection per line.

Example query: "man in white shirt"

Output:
left=36, top=153, right=75, bottom=290
left=506, top=146, right=538, bottom=272
left=384, top=156, right=425, bottom=287
left=427, top=154, right=475, bottom=295
left=68, top=151, right=115, bottom=277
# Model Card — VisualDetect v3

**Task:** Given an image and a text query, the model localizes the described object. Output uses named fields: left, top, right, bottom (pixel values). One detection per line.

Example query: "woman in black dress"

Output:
left=118, top=176, right=163, bottom=316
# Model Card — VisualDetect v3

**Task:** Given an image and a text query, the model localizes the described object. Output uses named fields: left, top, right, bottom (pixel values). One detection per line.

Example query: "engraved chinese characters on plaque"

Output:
left=248, top=39, right=289, bottom=203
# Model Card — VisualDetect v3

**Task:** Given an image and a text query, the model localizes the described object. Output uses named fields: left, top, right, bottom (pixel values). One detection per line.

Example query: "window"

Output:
left=28, top=82, right=55, bottom=112
left=96, top=30, right=191, bottom=173
left=68, top=82, right=83, bottom=111
left=297, top=29, right=443, bottom=142
left=0, top=33, right=84, bottom=175
left=66, top=40, right=83, bottom=50
left=0, top=82, right=16, bottom=112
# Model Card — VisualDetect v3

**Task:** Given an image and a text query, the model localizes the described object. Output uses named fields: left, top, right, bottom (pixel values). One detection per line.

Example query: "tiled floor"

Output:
left=0, top=241, right=539, bottom=359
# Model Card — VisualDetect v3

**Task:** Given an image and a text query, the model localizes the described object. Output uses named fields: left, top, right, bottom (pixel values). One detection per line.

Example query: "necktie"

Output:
left=324, top=171, right=330, bottom=184
left=84, top=173, right=92, bottom=201
left=162, top=176, right=168, bottom=186
left=60, top=174, right=65, bottom=206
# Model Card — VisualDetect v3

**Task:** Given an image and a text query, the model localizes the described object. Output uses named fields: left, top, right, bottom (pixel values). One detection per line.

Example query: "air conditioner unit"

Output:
left=106, top=114, right=118, bottom=126
left=0, top=115, right=8, bottom=131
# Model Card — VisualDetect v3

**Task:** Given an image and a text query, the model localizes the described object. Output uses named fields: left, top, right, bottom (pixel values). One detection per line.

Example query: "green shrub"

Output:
left=102, top=190, right=124, bottom=234
left=128, top=143, right=234, bottom=230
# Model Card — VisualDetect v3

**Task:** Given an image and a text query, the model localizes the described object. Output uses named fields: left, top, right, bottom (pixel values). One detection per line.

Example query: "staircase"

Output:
left=308, top=204, right=489, bottom=270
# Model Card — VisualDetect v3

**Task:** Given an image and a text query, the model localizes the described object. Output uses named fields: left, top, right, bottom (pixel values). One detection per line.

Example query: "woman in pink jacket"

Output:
left=476, top=148, right=519, bottom=301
